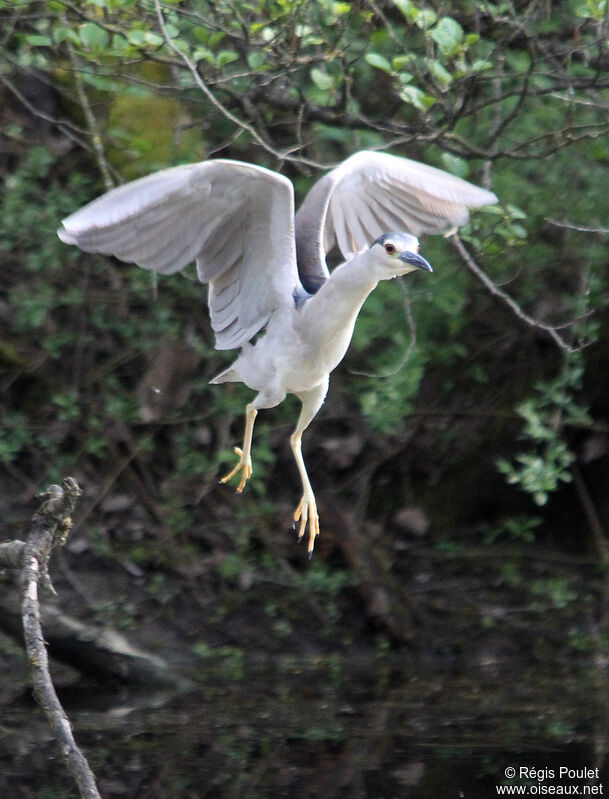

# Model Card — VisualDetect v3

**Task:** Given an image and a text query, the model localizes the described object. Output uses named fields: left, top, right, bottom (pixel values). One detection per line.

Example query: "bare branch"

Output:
left=350, top=279, right=418, bottom=379
left=153, top=0, right=281, bottom=157
left=451, top=236, right=586, bottom=353
left=0, top=69, right=91, bottom=151
left=152, top=0, right=326, bottom=168
left=65, top=40, right=114, bottom=191
left=20, top=478, right=102, bottom=799
left=545, top=218, right=609, bottom=235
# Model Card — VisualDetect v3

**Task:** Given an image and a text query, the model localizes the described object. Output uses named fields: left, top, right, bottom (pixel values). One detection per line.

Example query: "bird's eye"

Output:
left=384, top=243, right=396, bottom=255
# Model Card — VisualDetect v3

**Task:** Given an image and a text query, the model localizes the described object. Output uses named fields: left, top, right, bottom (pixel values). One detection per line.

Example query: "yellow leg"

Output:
left=291, top=431, right=320, bottom=556
left=220, top=404, right=258, bottom=493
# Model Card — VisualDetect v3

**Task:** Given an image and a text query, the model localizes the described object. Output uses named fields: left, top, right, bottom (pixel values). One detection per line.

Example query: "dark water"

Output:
left=2, top=653, right=608, bottom=798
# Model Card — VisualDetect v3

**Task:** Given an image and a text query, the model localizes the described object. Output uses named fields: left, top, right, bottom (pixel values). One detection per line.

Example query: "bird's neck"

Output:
left=297, top=249, right=380, bottom=371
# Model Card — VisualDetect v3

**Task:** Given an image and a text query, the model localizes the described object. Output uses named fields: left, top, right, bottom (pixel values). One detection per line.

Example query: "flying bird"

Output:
left=58, top=151, right=497, bottom=555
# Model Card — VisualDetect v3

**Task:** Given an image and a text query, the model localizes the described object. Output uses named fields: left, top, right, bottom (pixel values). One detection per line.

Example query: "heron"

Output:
left=58, top=150, right=497, bottom=555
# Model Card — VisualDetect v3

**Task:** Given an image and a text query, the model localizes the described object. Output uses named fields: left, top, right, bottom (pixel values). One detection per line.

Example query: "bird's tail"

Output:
left=210, top=365, right=241, bottom=384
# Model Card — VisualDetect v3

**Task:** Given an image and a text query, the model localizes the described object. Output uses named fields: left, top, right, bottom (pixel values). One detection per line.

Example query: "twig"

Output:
left=0, top=70, right=91, bottom=152
left=152, top=0, right=324, bottom=168
left=545, top=218, right=609, bottom=235
left=153, top=0, right=275, bottom=156
left=572, top=465, right=609, bottom=567
left=451, top=235, right=584, bottom=353
left=65, top=40, right=114, bottom=191
left=19, top=478, right=102, bottom=799
left=350, top=279, right=418, bottom=378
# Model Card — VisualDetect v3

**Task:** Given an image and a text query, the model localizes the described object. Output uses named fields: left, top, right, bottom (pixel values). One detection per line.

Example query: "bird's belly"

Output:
left=246, top=311, right=355, bottom=397
left=277, top=335, right=352, bottom=394
left=284, top=363, right=328, bottom=394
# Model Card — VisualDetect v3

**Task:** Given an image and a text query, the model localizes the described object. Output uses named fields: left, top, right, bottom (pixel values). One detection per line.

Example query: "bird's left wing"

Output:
left=58, top=160, right=299, bottom=350
left=295, top=150, right=498, bottom=287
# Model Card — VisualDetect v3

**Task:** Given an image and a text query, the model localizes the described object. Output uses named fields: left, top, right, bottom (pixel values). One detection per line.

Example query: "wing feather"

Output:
left=295, top=149, right=497, bottom=276
left=58, top=160, right=299, bottom=350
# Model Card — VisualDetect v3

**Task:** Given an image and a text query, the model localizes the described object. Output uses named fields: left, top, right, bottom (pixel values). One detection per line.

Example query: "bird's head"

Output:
left=370, top=232, right=433, bottom=278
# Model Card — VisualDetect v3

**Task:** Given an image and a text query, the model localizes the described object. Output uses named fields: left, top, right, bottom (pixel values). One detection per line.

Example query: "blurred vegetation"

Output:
left=1, top=0, right=609, bottom=651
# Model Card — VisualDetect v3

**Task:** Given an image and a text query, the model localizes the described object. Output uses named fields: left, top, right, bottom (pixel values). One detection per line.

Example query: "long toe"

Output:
left=307, top=509, right=320, bottom=557
left=293, top=498, right=307, bottom=541
left=236, top=463, right=252, bottom=493
left=220, top=447, right=253, bottom=492
left=293, top=497, right=319, bottom=555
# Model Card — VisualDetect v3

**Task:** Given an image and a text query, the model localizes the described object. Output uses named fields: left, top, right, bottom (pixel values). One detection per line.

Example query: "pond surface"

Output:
left=2, top=652, right=608, bottom=798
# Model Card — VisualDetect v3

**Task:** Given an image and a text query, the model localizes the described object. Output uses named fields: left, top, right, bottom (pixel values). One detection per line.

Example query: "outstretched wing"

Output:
left=294, top=150, right=498, bottom=290
left=58, top=160, right=299, bottom=350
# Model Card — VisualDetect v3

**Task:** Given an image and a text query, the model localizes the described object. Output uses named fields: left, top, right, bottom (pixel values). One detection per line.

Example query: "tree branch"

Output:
left=545, top=218, right=609, bottom=235
left=19, top=477, right=102, bottom=799
left=152, top=0, right=327, bottom=168
left=451, top=235, right=586, bottom=353
left=65, top=40, right=114, bottom=191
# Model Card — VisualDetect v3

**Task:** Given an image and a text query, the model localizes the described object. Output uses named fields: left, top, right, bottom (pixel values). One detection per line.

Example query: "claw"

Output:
left=219, top=447, right=253, bottom=493
left=293, top=495, right=320, bottom=556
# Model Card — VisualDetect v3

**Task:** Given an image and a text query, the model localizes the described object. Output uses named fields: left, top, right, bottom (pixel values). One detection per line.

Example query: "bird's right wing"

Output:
left=58, top=160, right=299, bottom=350
left=295, top=150, right=498, bottom=288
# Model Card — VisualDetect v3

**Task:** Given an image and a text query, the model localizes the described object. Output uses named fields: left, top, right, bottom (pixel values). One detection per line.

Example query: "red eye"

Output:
left=384, top=243, right=396, bottom=255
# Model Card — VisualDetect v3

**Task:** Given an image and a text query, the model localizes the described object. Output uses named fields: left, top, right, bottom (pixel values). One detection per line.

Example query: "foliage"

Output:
left=497, top=355, right=592, bottom=506
left=479, top=514, right=543, bottom=545
left=4, top=0, right=609, bottom=168
left=193, top=642, right=245, bottom=680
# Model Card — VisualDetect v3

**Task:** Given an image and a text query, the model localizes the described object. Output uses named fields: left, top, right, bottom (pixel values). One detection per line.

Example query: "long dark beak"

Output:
left=399, top=250, right=433, bottom=272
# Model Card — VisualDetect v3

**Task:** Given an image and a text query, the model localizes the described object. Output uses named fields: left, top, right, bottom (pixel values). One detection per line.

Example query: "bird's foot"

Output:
left=293, top=494, right=320, bottom=557
left=219, top=447, right=252, bottom=493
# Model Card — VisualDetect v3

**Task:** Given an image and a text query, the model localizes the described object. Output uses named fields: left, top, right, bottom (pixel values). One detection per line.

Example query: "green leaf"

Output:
left=428, top=59, right=453, bottom=87
left=510, top=223, right=528, bottom=239
left=392, top=0, right=436, bottom=26
left=471, top=59, right=492, bottom=73
left=575, top=0, right=608, bottom=20
left=430, top=17, right=463, bottom=56
left=110, top=32, right=128, bottom=52
left=216, top=50, right=239, bottom=67
left=53, top=26, right=80, bottom=46
left=392, top=54, right=414, bottom=71
left=365, top=52, right=393, bottom=73
left=143, top=31, right=164, bottom=46
left=126, top=29, right=147, bottom=46
left=79, top=22, right=109, bottom=51
left=209, top=31, right=226, bottom=47
left=392, top=0, right=414, bottom=20
left=440, top=152, right=469, bottom=178
left=310, top=68, right=334, bottom=91
left=506, top=204, right=527, bottom=220
left=413, top=8, right=437, bottom=28
left=192, top=26, right=210, bottom=43
left=399, top=85, right=435, bottom=111
left=193, top=46, right=213, bottom=63
left=24, top=34, right=53, bottom=47
left=247, top=51, right=266, bottom=70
